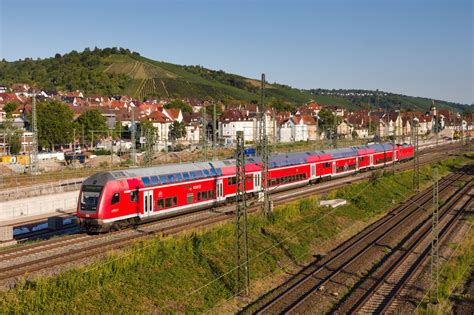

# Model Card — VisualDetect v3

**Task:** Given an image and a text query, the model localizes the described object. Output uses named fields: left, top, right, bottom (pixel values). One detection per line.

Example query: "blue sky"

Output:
left=0, top=0, right=472, bottom=104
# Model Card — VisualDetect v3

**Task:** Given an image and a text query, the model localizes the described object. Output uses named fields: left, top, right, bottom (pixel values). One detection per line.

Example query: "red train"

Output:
left=77, top=143, right=414, bottom=232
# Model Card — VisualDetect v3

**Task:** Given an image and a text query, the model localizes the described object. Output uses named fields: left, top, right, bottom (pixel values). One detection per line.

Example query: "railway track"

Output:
left=346, top=180, right=473, bottom=313
left=9, top=141, right=463, bottom=242
left=242, top=165, right=472, bottom=314
left=0, top=146, right=468, bottom=285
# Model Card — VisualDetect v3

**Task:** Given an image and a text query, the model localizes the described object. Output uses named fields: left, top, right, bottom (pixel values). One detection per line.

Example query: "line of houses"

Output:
left=0, top=83, right=473, bottom=154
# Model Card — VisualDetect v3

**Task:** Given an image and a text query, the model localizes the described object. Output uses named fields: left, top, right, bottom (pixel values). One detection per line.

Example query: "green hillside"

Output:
left=0, top=47, right=470, bottom=113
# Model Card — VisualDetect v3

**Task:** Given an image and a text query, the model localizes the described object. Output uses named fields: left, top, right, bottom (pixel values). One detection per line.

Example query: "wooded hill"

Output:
left=0, top=47, right=470, bottom=113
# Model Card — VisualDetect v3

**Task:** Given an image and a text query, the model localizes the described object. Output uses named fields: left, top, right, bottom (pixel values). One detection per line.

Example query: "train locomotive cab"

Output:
left=77, top=172, right=117, bottom=233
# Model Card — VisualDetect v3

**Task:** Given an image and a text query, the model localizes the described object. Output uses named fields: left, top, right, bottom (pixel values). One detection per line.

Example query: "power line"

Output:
left=235, top=130, right=250, bottom=296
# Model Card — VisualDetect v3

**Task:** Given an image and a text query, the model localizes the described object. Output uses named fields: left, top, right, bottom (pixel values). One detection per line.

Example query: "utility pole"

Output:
left=109, top=129, right=113, bottom=166
left=131, top=107, right=137, bottom=166
left=81, top=124, right=85, bottom=151
left=213, top=102, right=217, bottom=159
left=202, top=105, right=208, bottom=161
left=333, top=114, right=337, bottom=149
left=259, top=73, right=271, bottom=217
left=431, top=167, right=439, bottom=304
left=413, top=121, right=420, bottom=191
left=433, top=100, right=438, bottom=146
left=73, top=128, right=76, bottom=164
left=235, top=130, right=250, bottom=296
left=30, top=92, right=39, bottom=174
left=368, top=99, right=372, bottom=139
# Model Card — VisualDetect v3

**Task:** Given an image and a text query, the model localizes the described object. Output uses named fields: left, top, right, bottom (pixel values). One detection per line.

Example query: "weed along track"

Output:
left=243, top=165, right=473, bottom=314
left=0, top=149, right=468, bottom=286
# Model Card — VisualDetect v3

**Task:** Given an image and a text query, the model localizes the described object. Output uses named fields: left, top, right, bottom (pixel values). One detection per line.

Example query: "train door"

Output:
left=254, top=172, right=261, bottom=191
left=311, top=164, right=316, bottom=179
left=394, top=150, right=397, bottom=162
left=332, top=161, right=336, bottom=174
left=216, top=179, right=224, bottom=202
left=370, top=155, right=373, bottom=166
left=142, top=190, right=153, bottom=217
left=355, top=158, right=359, bottom=171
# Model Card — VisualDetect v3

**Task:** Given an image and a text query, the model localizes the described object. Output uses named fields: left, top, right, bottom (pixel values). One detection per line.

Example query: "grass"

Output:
left=0, top=155, right=472, bottom=314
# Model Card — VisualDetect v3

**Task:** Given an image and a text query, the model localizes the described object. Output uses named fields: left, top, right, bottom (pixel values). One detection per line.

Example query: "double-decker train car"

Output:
left=77, top=142, right=414, bottom=232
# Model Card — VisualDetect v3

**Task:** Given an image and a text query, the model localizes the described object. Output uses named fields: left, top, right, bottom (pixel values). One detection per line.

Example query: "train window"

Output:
left=167, top=175, right=175, bottom=183
left=197, top=171, right=204, bottom=178
left=157, top=199, right=164, bottom=209
left=130, top=191, right=138, bottom=202
left=187, top=193, right=193, bottom=204
left=209, top=190, right=214, bottom=198
left=203, top=169, right=210, bottom=177
left=216, top=168, right=223, bottom=176
left=190, top=172, right=197, bottom=179
left=111, top=193, right=120, bottom=205
left=175, top=173, right=182, bottom=182
left=228, top=177, right=236, bottom=186
left=303, top=173, right=306, bottom=179
left=165, top=198, right=173, bottom=207
left=247, top=175, right=252, bottom=182
left=209, top=168, right=216, bottom=176
left=291, top=175, right=296, bottom=182
left=151, top=176, right=159, bottom=185
left=160, top=175, right=167, bottom=184
left=202, top=191, right=207, bottom=200
left=183, top=172, right=190, bottom=181
left=197, top=192, right=201, bottom=201
left=325, top=162, right=331, bottom=168
left=173, top=197, right=177, bottom=206
left=142, top=177, right=151, bottom=187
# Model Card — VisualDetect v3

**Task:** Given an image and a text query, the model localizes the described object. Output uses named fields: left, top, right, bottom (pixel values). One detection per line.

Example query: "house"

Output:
left=279, top=115, right=309, bottom=142
left=163, top=108, right=183, bottom=123
left=144, top=111, right=173, bottom=149
left=336, top=120, right=353, bottom=139
left=219, top=108, right=254, bottom=144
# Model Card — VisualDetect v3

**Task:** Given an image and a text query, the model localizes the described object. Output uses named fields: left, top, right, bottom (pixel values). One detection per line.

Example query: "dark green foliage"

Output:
left=0, top=48, right=129, bottom=94
left=32, top=100, right=74, bottom=150
left=169, top=121, right=186, bottom=142
left=75, top=109, right=108, bottom=144
left=3, top=101, right=18, bottom=118
left=308, top=89, right=470, bottom=113
left=164, top=99, right=192, bottom=114
left=8, top=130, right=21, bottom=154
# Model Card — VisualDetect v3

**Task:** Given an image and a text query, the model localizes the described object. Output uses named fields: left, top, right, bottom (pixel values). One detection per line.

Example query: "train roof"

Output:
left=85, top=142, right=404, bottom=186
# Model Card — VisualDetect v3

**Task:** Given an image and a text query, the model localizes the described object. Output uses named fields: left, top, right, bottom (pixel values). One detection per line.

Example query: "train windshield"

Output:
left=80, top=185, right=103, bottom=211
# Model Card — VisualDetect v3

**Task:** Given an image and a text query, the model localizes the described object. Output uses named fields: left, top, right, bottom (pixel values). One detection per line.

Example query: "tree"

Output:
left=165, top=100, right=193, bottom=114
left=169, top=121, right=186, bottom=143
left=318, top=108, right=337, bottom=129
left=9, top=131, right=21, bottom=154
left=3, top=101, right=18, bottom=118
left=75, top=109, right=107, bottom=145
left=351, top=130, right=359, bottom=139
left=33, top=100, right=74, bottom=150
